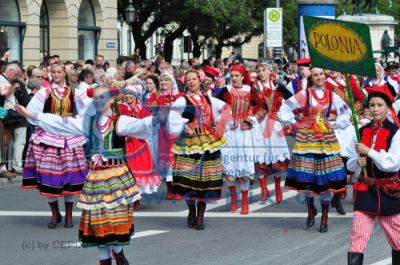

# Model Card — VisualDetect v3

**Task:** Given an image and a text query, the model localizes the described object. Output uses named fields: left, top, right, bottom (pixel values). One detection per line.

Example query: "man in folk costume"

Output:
left=286, top=58, right=311, bottom=122
left=286, top=58, right=311, bottom=95
left=346, top=86, right=400, bottom=265
left=203, top=65, right=221, bottom=98
left=384, top=61, right=399, bottom=97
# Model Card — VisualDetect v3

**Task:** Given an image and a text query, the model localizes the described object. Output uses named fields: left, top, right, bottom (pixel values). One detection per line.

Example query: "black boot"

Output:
left=195, top=201, right=206, bottom=230
left=186, top=200, right=196, bottom=228
left=331, top=193, right=346, bottom=215
left=99, top=257, right=112, bottom=265
left=347, top=252, right=363, bottom=265
left=319, top=202, right=329, bottom=233
left=64, top=202, right=74, bottom=228
left=306, top=197, right=317, bottom=228
left=393, top=249, right=400, bottom=265
left=48, top=201, right=62, bottom=229
left=112, top=249, right=129, bottom=265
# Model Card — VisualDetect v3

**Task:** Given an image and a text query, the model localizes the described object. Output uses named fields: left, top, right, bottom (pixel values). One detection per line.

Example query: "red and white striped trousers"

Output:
left=350, top=211, right=400, bottom=253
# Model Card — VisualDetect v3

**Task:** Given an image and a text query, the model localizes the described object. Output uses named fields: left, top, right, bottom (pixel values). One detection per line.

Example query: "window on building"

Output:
left=258, top=43, right=264, bottom=59
left=78, top=0, right=100, bottom=60
left=0, top=0, right=25, bottom=62
left=207, top=45, right=215, bottom=58
left=232, top=46, right=242, bottom=60
left=40, top=0, right=49, bottom=60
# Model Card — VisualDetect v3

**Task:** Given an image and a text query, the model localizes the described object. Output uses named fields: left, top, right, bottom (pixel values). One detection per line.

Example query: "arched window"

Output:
left=232, top=46, right=242, bottom=58
left=78, top=0, right=100, bottom=60
left=40, top=0, right=49, bottom=60
left=0, top=0, right=25, bottom=62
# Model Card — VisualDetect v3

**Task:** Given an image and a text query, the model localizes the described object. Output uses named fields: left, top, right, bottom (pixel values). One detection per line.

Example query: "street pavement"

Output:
left=0, top=178, right=393, bottom=265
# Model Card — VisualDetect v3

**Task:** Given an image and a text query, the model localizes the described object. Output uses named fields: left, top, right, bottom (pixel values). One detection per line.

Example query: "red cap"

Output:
left=366, top=85, right=394, bottom=104
left=203, top=65, right=220, bottom=77
left=296, top=58, right=311, bottom=67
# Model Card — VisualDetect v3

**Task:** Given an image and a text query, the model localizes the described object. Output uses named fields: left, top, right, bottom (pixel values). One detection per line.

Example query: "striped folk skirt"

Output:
left=292, top=129, right=341, bottom=155
left=22, top=141, right=88, bottom=197
left=78, top=166, right=141, bottom=247
left=285, top=153, right=347, bottom=194
left=172, top=150, right=223, bottom=201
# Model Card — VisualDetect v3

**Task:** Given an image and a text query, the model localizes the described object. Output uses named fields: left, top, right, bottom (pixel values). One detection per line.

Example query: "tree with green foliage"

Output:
left=185, top=0, right=266, bottom=59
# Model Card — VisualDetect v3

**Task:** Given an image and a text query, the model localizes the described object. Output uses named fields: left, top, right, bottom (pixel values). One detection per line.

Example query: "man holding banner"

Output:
left=303, top=16, right=400, bottom=265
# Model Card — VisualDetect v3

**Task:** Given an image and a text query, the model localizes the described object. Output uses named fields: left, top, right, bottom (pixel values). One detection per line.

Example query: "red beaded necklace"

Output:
left=311, top=87, right=329, bottom=106
left=52, top=82, right=68, bottom=98
left=95, top=116, right=113, bottom=134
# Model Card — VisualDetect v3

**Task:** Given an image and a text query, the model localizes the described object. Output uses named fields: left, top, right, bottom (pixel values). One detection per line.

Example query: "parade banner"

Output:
left=303, top=16, right=376, bottom=78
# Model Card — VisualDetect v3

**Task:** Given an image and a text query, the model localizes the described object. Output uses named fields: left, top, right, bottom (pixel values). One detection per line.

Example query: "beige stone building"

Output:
left=220, top=35, right=264, bottom=61
left=0, top=0, right=119, bottom=66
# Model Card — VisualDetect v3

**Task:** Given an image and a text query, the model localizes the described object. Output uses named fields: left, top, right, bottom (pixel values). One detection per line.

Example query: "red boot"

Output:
left=99, top=257, right=112, bottom=265
left=228, top=186, right=237, bottom=212
left=112, top=249, right=129, bottom=265
left=258, top=177, right=269, bottom=201
left=240, top=190, right=249, bottom=215
left=274, top=176, right=282, bottom=203
left=166, top=181, right=174, bottom=200
left=134, top=200, right=140, bottom=211
left=175, top=193, right=182, bottom=200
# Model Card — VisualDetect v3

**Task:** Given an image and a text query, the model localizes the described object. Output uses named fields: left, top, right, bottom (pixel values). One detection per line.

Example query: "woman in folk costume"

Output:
left=279, top=67, right=349, bottom=233
left=22, top=64, right=89, bottom=229
left=217, top=65, right=267, bottom=215
left=147, top=72, right=183, bottom=200
left=119, top=83, right=161, bottom=210
left=16, top=84, right=168, bottom=265
left=252, top=62, right=292, bottom=203
left=168, top=70, right=228, bottom=229
left=363, top=63, right=397, bottom=98
left=346, top=87, right=400, bottom=265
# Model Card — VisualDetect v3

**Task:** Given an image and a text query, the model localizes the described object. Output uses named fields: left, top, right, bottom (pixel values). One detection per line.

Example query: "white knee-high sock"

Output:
left=48, top=197, right=58, bottom=203
left=63, top=194, right=75, bottom=203
left=226, top=179, right=236, bottom=187
left=98, top=246, right=111, bottom=260
left=111, top=245, right=123, bottom=254
left=239, top=181, right=249, bottom=191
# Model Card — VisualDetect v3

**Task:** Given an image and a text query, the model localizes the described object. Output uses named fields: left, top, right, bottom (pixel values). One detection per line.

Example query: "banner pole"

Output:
left=345, top=73, right=369, bottom=181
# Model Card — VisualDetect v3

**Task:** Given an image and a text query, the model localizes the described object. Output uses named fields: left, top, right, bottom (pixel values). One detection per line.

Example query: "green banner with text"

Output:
left=303, top=16, right=376, bottom=78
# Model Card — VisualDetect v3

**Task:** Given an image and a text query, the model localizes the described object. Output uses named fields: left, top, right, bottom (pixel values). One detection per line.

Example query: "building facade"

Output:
left=0, top=0, right=119, bottom=66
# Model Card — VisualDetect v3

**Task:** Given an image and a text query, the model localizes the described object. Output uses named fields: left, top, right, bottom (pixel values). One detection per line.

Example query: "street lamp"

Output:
left=125, top=0, right=136, bottom=23
left=125, top=0, right=136, bottom=55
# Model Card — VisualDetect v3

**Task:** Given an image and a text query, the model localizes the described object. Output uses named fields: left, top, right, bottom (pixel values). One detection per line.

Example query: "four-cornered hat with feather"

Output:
left=203, top=65, right=220, bottom=78
left=296, top=58, right=311, bottom=67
